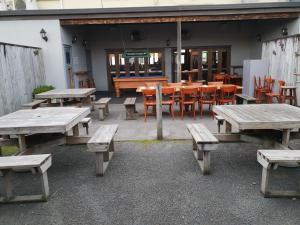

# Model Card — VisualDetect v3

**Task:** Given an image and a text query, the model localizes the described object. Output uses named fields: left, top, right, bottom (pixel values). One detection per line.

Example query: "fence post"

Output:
left=156, top=84, right=163, bottom=140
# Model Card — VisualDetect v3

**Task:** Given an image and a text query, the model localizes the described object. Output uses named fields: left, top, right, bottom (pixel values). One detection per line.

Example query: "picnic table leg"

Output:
left=225, top=121, right=232, bottom=133
left=72, top=124, right=80, bottom=137
left=282, top=129, right=290, bottom=146
left=17, top=134, right=26, bottom=153
left=3, top=170, right=13, bottom=201
left=59, top=99, right=64, bottom=107
left=81, top=96, right=92, bottom=108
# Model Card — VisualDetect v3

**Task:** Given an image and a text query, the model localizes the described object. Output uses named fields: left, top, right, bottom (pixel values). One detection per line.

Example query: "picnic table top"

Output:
left=0, top=107, right=90, bottom=135
left=35, top=88, right=96, bottom=99
left=213, top=104, right=300, bottom=130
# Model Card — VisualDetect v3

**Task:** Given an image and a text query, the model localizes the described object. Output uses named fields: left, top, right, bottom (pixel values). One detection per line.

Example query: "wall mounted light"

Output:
left=40, top=29, right=48, bottom=42
left=72, top=35, right=78, bottom=44
left=166, top=39, right=170, bottom=47
left=82, top=39, right=87, bottom=47
left=256, top=34, right=262, bottom=42
left=282, top=27, right=288, bottom=36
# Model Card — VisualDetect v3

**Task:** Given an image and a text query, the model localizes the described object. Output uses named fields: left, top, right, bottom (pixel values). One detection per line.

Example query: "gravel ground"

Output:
left=0, top=140, right=299, bottom=225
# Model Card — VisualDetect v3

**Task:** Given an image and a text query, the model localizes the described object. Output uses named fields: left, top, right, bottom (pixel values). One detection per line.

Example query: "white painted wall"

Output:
left=0, top=19, right=67, bottom=89
left=87, top=22, right=259, bottom=91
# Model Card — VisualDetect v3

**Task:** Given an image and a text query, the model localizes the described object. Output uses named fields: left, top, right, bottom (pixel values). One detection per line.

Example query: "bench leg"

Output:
left=192, top=143, right=211, bottom=175
left=105, top=104, right=109, bottom=115
left=125, top=106, right=135, bottom=120
left=261, top=167, right=270, bottom=196
left=99, top=109, right=105, bottom=121
left=282, top=129, right=290, bottom=146
left=95, top=152, right=104, bottom=176
left=40, top=172, right=49, bottom=200
left=192, top=139, right=197, bottom=151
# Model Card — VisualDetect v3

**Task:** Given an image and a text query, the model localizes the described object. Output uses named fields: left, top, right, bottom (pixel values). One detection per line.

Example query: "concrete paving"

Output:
left=88, top=103, right=220, bottom=141
left=0, top=141, right=299, bottom=225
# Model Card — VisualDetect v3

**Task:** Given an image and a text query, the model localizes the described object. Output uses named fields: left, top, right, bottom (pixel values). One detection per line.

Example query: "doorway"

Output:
left=63, top=45, right=74, bottom=88
left=172, top=46, right=231, bottom=82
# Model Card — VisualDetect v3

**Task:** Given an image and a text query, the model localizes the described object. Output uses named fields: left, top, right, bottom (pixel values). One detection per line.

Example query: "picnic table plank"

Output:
left=35, top=88, right=96, bottom=99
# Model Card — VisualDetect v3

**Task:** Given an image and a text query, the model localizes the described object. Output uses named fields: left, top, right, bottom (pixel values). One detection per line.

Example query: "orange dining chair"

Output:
left=214, top=74, right=225, bottom=82
left=265, top=80, right=286, bottom=103
left=162, top=87, right=175, bottom=119
left=219, top=85, right=237, bottom=105
left=198, top=86, right=217, bottom=118
left=142, top=88, right=156, bottom=121
left=180, top=87, right=198, bottom=120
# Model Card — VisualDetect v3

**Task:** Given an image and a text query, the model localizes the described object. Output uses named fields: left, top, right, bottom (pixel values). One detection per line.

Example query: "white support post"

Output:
left=176, top=21, right=182, bottom=82
left=156, top=84, right=163, bottom=140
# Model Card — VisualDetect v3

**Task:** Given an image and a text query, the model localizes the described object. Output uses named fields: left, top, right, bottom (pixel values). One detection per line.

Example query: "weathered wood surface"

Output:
left=21, top=99, right=47, bottom=109
left=0, top=44, right=46, bottom=116
left=186, top=124, right=219, bottom=144
left=0, top=107, right=90, bottom=135
left=35, top=88, right=96, bottom=99
left=87, top=124, right=118, bottom=149
left=0, top=154, right=52, bottom=203
left=124, top=97, right=136, bottom=105
left=213, top=104, right=300, bottom=130
left=95, top=97, right=111, bottom=105
left=0, top=154, right=51, bottom=169
left=257, top=150, right=300, bottom=163
left=257, top=149, right=300, bottom=198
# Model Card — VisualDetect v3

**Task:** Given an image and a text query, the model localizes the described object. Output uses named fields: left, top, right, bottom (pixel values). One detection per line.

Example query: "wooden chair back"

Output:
left=278, top=80, right=286, bottom=94
left=199, top=86, right=217, bottom=102
left=214, top=74, right=225, bottom=82
left=142, top=89, right=156, bottom=104
left=180, top=87, right=198, bottom=102
left=208, top=81, right=224, bottom=86
left=220, top=85, right=237, bottom=104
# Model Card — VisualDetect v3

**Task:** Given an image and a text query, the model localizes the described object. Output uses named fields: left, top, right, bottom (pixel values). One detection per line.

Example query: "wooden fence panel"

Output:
left=0, top=43, right=46, bottom=116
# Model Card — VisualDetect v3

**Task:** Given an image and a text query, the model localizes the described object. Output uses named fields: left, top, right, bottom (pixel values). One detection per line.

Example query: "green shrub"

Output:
left=32, top=85, right=55, bottom=97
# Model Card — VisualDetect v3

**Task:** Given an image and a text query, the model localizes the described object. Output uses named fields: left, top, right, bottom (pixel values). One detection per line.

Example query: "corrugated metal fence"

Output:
left=262, top=36, right=300, bottom=84
left=0, top=43, right=45, bottom=116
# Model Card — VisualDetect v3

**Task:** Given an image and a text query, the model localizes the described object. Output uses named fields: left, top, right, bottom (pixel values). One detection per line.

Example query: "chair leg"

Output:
left=200, top=102, right=203, bottom=119
left=181, top=104, right=184, bottom=120
left=193, top=104, right=196, bottom=120
left=171, top=104, right=175, bottom=119
left=144, top=105, right=147, bottom=122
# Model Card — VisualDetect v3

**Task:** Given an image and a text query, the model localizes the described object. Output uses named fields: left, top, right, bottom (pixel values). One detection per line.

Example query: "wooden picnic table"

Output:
left=0, top=107, right=90, bottom=153
left=213, top=104, right=300, bottom=146
left=35, top=88, right=96, bottom=107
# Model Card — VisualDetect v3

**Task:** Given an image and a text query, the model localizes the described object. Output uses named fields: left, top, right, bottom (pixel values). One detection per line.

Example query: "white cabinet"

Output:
left=242, top=59, right=269, bottom=97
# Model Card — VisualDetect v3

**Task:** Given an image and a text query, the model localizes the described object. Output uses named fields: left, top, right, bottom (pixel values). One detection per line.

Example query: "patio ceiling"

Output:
left=0, top=2, right=300, bottom=25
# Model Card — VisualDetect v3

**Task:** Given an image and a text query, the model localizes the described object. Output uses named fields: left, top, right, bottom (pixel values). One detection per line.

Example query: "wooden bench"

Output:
left=79, top=117, right=91, bottom=135
left=215, top=115, right=225, bottom=133
left=124, top=97, right=137, bottom=120
left=21, top=99, right=47, bottom=109
left=87, top=124, right=118, bottom=176
left=94, top=97, right=111, bottom=120
left=0, top=154, right=52, bottom=203
left=257, top=150, right=300, bottom=198
left=186, top=124, right=219, bottom=174
left=235, top=94, right=256, bottom=104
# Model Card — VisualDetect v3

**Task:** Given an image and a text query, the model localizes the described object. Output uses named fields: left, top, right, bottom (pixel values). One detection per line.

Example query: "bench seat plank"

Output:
left=124, top=97, right=136, bottom=105
left=258, top=150, right=300, bottom=163
left=88, top=125, right=118, bottom=147
left=0, top=154, right=51, bottom=170
left=22, top=99, right=47, bottom=108
left=187, top=124, right=219, bottom=144
left=95, top=97, right=111, bottom=105
left=235, top=94, right=256, bottom=101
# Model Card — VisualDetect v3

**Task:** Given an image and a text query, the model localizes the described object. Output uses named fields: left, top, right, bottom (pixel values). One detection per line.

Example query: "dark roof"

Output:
left=0, top=2, right=300, bottom=20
